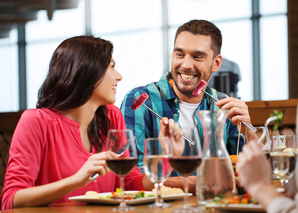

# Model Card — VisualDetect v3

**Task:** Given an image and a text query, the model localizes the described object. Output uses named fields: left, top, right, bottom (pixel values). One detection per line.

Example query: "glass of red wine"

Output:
left=169, top=127, right=202, bottom=213
left=106, top=129, right=138, bottom=211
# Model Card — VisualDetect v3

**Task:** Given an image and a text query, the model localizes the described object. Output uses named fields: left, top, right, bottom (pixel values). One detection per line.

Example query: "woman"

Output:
left=1, top=36, right=183, bottom=209
left=237, top=140, right=298, bottom=213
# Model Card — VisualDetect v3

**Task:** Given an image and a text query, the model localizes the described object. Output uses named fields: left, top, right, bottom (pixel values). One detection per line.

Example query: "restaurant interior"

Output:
left=0, top=0, right=297, bottom=211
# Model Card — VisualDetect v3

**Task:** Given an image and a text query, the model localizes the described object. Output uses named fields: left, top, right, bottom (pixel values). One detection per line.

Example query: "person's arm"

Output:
left=236, top=141, right=285, bottom=210
left=13, top=151, right=110, bottom=208
left=164, top=176, right=197, bottom=194
left=2, top=110, right=110, bottom=209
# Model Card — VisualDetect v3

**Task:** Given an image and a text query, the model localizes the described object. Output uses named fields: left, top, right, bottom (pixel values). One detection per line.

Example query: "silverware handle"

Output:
left=202, top=90, right=218, bottom=102
left=242, top=121, right=257, bottom=132
left=89, top=173, right=99, bottom=181
left=142, top=103, right=195, bottom=145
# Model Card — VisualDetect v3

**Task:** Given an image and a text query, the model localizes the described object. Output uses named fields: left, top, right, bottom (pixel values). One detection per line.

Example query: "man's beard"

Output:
left=172, top=65, right=213, bottom=97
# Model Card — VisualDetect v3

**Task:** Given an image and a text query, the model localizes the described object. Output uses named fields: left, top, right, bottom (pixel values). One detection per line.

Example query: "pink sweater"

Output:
left=1, top=105, right=145, bottom=210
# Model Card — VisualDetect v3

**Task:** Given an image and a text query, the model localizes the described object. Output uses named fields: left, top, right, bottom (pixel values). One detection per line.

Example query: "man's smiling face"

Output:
left=171, top=31, right=221, bottom=103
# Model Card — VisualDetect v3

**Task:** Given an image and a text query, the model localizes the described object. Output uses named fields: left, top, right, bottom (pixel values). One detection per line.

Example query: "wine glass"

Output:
left=245, top=126, right=271, bottom=159
left=106, top=129, right=138, bottom=211
left=143, top=137, right=172, bottom=208
left=169, top=127, right=202, bottom=213
left=271, top=135, right=297, bottom=191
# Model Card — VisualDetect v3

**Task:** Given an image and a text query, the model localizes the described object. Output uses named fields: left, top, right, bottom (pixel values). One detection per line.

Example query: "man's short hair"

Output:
left=174, top=20, right=222, bottom=57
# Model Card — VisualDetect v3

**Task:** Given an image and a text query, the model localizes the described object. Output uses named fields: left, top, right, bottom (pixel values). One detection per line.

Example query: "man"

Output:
left=120, top=20, right=251, bottom=192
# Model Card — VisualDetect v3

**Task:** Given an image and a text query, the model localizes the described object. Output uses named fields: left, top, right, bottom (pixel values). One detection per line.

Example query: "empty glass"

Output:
left=143, top=138, right=172, bottom=208
left=271, top=135, right=297, bottom=191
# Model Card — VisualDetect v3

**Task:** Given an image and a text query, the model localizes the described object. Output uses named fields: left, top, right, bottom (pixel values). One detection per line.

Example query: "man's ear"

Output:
left=211, top=54, right=222, bottom=73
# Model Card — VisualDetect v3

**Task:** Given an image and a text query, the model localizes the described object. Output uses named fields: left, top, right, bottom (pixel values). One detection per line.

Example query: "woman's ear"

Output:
left=211, top=54, right=223, bottom=73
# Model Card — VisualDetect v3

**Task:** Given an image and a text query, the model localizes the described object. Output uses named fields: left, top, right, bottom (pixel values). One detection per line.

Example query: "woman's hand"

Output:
left=158, top=117, right=184, bottom=157
left=70, top=151, right=112, bottom=187
left=236, top=141, right=271, bottom=196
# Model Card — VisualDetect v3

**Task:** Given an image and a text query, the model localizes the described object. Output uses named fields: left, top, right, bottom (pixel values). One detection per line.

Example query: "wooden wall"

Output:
left=288, top=0, right=298, bottom=98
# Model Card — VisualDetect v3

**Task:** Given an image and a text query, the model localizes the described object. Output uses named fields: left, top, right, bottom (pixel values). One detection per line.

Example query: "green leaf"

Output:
left=270, top=110, right=283, bottom=130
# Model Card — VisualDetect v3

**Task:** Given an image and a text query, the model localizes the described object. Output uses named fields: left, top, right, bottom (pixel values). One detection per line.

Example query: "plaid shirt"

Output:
left=120, top=72, right=244, bottom=173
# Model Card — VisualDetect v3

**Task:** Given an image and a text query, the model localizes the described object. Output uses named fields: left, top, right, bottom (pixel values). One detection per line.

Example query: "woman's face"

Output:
left=90, top=57, right=123, bottom=107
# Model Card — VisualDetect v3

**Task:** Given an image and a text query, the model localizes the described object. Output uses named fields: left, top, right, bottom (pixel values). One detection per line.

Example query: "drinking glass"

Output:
left=245, top=126, right=271, bottom=159
left=271, top=135, right=297, bottom=191
left=169, top=128, right=202, bottom=213
left=143, top=137, right=172, bottom=208
left=106, top=129, right=138, bottom=211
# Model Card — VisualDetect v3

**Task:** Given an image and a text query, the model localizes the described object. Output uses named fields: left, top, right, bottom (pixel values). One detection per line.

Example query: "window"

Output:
left=91, top=0, right=163, bottom=107
left=0, top=29, right=18, bottom=112
left=25, top=1, right=85, bottom=109
left=0, top=0, right=289, bottom=112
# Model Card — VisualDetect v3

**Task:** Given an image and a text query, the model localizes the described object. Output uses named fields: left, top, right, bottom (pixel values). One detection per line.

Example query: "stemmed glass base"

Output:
left=149, top=182, right=171, bottom=208
left=110, top=202, right=135, bottom=212
left=173, top=205, right=201, bottom=213
left=148, top=201, right=171, bottom=208
left=110, top=176, right=134, bottom=211
left=173, top=177, right=201, bottom=213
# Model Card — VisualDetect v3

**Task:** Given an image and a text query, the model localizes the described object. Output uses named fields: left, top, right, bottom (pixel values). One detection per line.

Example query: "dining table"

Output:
left=0, top=195, right=236, bottom=213
left=2, top=180, right=282, bottom=213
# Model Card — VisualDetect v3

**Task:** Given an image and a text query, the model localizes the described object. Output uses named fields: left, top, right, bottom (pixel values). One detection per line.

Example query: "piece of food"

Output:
left=152, top=185, right=184, bottom=196
left=212, top=193, right=257, bottom=205
left=283, top=148, right=295, bottom=153
left=84, top=189, right=154, bottom=200
left=131, top=93, right=149, bottom=110
left=229, top=155, right=238, bottom=165
left=192, top=79, right=206, bottom=97
left=85, top=191, right=101, bottom=199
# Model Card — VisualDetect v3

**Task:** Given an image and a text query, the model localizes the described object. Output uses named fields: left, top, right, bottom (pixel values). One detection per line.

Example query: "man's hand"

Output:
left=159, top=118, right=184, bottom=157
left=216, top=97, right=251, bottom=134
left=164, top=176, right=197, bottom=194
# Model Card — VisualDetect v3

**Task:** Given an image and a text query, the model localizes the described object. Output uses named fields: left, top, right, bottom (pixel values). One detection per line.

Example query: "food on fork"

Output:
left=131, top=93, right=149, bottom=110
left=152, top=185, right=184, bottom=196
left=229, top=155, right=238, bottom=166
left=192, top=79, right=206, bottom=97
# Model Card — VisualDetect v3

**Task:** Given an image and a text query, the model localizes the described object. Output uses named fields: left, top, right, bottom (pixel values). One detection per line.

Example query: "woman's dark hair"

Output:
left=37, top=36, right=114, bottom=152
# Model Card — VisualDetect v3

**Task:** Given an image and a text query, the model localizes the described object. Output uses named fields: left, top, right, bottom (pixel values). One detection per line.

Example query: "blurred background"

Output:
left=0, top=0, right=289, bottom=112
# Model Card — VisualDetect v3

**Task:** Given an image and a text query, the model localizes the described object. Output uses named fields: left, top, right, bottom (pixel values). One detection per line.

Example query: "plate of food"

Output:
left=69, top=186, right=191, bottom=205
left=205, top=193, right=265, bottom=212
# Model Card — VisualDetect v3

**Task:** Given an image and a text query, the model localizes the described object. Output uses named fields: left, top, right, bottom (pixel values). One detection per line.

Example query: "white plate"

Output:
left=69, top=191, right=192, bottom=205
left=205, top=203, right=265, bottom=212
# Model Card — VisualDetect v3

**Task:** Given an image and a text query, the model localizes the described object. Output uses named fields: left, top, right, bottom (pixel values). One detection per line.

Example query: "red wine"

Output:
left=169, top=156, right=202, bottom=176
left=106, top=158, right=138, bottom=175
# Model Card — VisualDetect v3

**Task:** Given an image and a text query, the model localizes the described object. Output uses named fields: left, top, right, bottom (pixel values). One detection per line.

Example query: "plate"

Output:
left=205, top=203, right=265, bottom=212
left=69, top=191, right=192, bottom=205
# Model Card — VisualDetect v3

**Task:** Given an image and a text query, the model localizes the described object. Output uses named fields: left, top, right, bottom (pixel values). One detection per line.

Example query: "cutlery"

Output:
left=192, top=82, right=257, bottom=132
left=134, top=97, right=195, bottom=146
